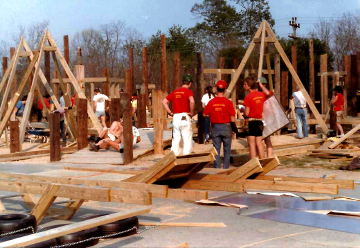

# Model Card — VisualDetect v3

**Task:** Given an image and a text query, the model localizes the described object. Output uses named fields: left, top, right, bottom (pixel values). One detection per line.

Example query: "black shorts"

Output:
left=247, top=120, right=263, bottom=137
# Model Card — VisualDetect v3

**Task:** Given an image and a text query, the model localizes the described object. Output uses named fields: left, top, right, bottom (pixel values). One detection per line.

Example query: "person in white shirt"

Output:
left=201, top=85, right=215, bottom=144
left=93, top=88, right=109, bottom=129
left=291, top=86, right=308, bottom=139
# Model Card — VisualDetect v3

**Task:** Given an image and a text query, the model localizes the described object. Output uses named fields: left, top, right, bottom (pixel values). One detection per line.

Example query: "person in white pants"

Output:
left=162, top=74, right=195, bottom=156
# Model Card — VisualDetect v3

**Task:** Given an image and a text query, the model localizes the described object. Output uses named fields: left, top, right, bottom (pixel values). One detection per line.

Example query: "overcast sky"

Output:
left=0, top=0, right=359, bottom=46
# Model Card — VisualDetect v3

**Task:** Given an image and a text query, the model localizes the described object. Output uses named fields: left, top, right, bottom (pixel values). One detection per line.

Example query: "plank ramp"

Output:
left=59, top=129, right=172, bottom=165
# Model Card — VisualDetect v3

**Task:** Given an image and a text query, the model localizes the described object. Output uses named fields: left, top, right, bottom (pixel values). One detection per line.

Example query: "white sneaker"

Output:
left=337, top=134, right=345, bottom=138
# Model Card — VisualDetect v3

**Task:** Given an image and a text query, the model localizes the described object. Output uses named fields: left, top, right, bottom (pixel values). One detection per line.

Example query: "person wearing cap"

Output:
left=243, top=77, right=270, bottom=159
left=291, top=86, right=308, bottom=139
left=162, top=74, right=195, bottom=156
left=331, top=85, right=345, bottom=137
left=203, top=80, right=236, bottom=169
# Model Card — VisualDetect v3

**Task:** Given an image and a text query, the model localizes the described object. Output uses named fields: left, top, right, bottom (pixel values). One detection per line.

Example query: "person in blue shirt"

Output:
left=12, top=95, right=28, bottom=121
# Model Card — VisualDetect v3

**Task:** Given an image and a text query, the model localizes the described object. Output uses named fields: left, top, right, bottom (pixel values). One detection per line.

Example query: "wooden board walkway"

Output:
left=59, top=129, right=172, bottom=165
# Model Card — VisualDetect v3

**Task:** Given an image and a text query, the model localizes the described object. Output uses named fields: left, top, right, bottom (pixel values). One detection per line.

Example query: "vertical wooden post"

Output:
left=291, top=45, right=297, bottom=93
left=103, top=67, right=110, bottom=97
left=77, top=99, right=88, bottom=150
left=90, top=83, right=94, bottom=108
left=10, top=121, right=20, bottom=153
left=309, top=39, right=315, bottom=102
left=10, top=47, right=17, bottom=99
left=49, top=112, right=61, bottom=162
left=320, top=54, right=328, bottom=114
left=350, top=55, right=357, bottom=117
left=153, top=90, right=163, bottom=154
left=233, top=57, right=240, bottom=103
left=138, top=93, right=147, bottom=128
left=120, top=93, right=133, bottom=164
left=125, top=69, right=131, bottom=96
left=344, top=55, right=351, bottom=117
left=161, top=35, right=168, bottom=129
left=74, top=64, right=85, bottom=92
left=356, top=52, right=360, bottom=116
left=219, top=57, right=225, bottom=80
left=173, top=52, right=181, bottom=90
left=265, top=43, right=274, bottom=91
left=274, top=54, right=280, bottom=100
left=44, top=51, right=51, bottom=84
left=142, top=47, right=149, bottom=108
left=281, top=71, right=288, bottom=109
left=64, top=35, right=70, bottom=94
left=2, top=57, right=9, bottom=148
left=129, top=48, right=134, bottom=95
left=197, top=53, right=205, bottom=144
left=110, top=98, right=121, bottom=124
left=52, top=71, right=59, bottom=101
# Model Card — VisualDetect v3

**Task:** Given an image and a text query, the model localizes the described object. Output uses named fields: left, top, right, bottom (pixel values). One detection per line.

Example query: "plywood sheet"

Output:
left=263, top=95, right=289, bottom=138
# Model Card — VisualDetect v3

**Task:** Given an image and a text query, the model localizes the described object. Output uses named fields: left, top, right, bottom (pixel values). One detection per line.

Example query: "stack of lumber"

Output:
left=309, top=147, right=360, bottom=159
left=122, top=149, right=354, bottom=195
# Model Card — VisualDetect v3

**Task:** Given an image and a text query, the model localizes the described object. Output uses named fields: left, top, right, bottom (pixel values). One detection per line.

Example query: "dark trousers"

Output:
left=212, top=123, right=232, bottom=169
left=204, top=117, right=210, bottom=141
left=60, top=120, right=66, bottom=146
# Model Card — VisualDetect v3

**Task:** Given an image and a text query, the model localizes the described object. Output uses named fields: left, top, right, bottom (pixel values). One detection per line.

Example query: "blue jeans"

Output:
left=204, top=117, right=210, bottom=141
left=212, top=124, right=232, bottom=169
left=295, top=108, right=308, bottom=138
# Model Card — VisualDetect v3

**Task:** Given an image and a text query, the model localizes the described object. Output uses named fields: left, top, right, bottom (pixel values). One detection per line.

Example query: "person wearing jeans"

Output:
left=203, top=80, right=236, bottom=169
left=291, top=86, right=308, bottom=139
left=201, top=86, right=215, bottom=144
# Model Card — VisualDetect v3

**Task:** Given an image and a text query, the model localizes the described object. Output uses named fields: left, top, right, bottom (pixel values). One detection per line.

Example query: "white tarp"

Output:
left=262, top=95, right=289, bottom=138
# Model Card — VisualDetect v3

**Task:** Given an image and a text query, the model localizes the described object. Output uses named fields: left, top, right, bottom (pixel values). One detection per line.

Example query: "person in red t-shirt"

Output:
left=331, top=85, right=345, bottom=137
left=37, top=94, right=51, bottom=121
left=162, top=74, right=195, bottom=155
left=243, top=77, right=270, bottom=159
left=203, top=80, right=236, bottom=169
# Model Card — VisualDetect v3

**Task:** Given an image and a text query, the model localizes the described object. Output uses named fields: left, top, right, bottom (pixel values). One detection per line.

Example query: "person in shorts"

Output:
left=331, top=85, right=345, bottom=137
left=243, top=77, right=270, bottom=159
left=93, top=88, right=109, bottom=129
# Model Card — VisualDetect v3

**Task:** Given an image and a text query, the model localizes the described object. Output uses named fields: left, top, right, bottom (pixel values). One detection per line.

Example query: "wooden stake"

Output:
left=120, top=93, right=133, bottom=164
left=173, top=52, right=181, bottom=90
left=274, top=54, right=280, bottom=99
left=281, top=71, right=288, bottom=109
left=49, top=112, right=61, bottom=162
left=309, top=39, right=315, bottom=102
left=77, top=98, right=88, bottom=150
left=10, top=121, right=20, bottom=153
left=153, top=90, right=163, bottom=154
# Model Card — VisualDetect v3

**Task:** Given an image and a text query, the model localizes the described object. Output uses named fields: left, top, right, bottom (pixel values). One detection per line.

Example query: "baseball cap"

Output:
left=182, top=74, right=193, bottom=83
left=258, top=77, right=267, bottom=84
left=216, top=80, right=227, bottom=89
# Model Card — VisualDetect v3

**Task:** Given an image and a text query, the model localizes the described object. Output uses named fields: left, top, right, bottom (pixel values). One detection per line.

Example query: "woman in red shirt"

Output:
left=243, top=77, right=270, bottom=159
left=331, top=86, right=345, bottom=137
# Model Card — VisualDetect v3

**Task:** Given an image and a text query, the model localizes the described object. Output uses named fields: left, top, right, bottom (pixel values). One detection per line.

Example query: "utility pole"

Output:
left=288, top=17, right=300, bottom=93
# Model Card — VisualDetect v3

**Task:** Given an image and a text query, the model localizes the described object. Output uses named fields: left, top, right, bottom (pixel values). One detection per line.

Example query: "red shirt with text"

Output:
left=203, top=97, right=236, bottom=123
left=334, top=93, right=344, bottom=111
left=243, top=91, right=267, bottom=119
left=166, top=87, right=193, bottom=113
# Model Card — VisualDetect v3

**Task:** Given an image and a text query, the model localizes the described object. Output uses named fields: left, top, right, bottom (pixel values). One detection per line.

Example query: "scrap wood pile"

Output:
left=123, top=148, right=354, bottom=195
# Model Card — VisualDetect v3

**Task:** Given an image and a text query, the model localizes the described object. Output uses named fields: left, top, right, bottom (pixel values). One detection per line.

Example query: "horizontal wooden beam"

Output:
left=204, top=69, right=274, bottom=75
left=253, top=37, right=276, bottom=43
left=136, top=84, right=156, bottom=90
left=0, top=147, right=77, bottom=161
left=0, top=178, right=152, bottom=205
left=0, top=172, right=167, bottom=198
left=317, top=71, right=347, bottom=77
left=257, top=175, right=354, bottom=189
left=43, top=46, right=58, bottom=52
left=0, top=206, right=150, bottom=247
left=19, top=51, right=32, bottom=57
left=52, top=77, right=125, bottom=84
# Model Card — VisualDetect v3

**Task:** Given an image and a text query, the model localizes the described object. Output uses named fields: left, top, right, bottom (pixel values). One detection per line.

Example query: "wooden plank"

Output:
left=167, top=189, right=208, bottom=201
left=265, top=42, right=273, bottom=91
left=309, top=39, right=315, bottom=102
left=228, top=158, right=262, bottom=182
left=0, top=207, right=150, bottom=247
left=30, top=185, right=60, bottom=225
left=77, top=99, right=88, bottom=150
left=43, top=46, right=57, bottom=51
left=328, top=124, right=360, bottom=149
left=204, top=68, right=274, bottom=75
left=121, top=93, right=133, bottom=164
left=0, top=147, right=77, bottom=160
left=257, top=22, right=266, bottom=79
left=52, top=199, right=85, bottom=220
left=153, top=90, right=164, bottom=154
left=181, top=180, right=245, bottom=192
left=264, top=22, right=328, bottom=133
left=19, top=51, right=31, bottom=57
left=46, top=31, right=102, bottom=134
left=224, top=21, right=263, bottom=98
left=257, top=175, right=354, bottom=189
left=111, top=189, right=152, bottom=205
left=255, top=156, right=280, bottom=177
left=253, top=37, right=276, bottom=43
left=140, top=222, right=225, bottom=228
left=281, top=71, right=288, bottom=109
left=9, top=121, right=20, bottom=153
left=0, top=37, right=23, bottom=121
left=134, top=152, right=177, bottom=183
left=0, top=172, right=168, bottom=198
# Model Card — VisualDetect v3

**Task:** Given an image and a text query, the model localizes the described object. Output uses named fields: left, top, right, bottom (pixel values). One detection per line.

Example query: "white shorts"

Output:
left=95, top=110, right=106, bottom=117
left=107, top=131, right=116, bottom=141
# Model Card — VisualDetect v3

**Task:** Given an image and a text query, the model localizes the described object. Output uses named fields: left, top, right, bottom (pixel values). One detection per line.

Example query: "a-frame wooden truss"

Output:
left=0, top=30, right=103, bottom=148
left=224, top=21, right=328, bottom=133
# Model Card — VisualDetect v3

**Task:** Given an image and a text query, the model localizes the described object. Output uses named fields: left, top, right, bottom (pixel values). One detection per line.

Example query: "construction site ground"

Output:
left=1, top=134, right=360, bottom=247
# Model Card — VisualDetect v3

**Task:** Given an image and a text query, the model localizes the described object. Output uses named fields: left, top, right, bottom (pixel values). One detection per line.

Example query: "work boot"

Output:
left=89, top=143, right=99, bottom=152
left=339, top=157, right=360, bottom=170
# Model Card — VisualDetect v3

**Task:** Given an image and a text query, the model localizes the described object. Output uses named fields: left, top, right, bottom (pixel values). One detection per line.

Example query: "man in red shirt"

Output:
left=37, top=94, right=51, bottom=121
left=162, top=74, right=195, bottom=155
left=204, top=80, right=236, bottom=169
left=243, top=77, right=270, bottom=159
left=331, top=85, right=345, bottom=137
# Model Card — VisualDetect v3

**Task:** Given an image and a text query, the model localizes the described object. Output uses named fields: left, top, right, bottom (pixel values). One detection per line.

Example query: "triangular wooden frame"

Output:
left=225, top=20, right=328, bottom=133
